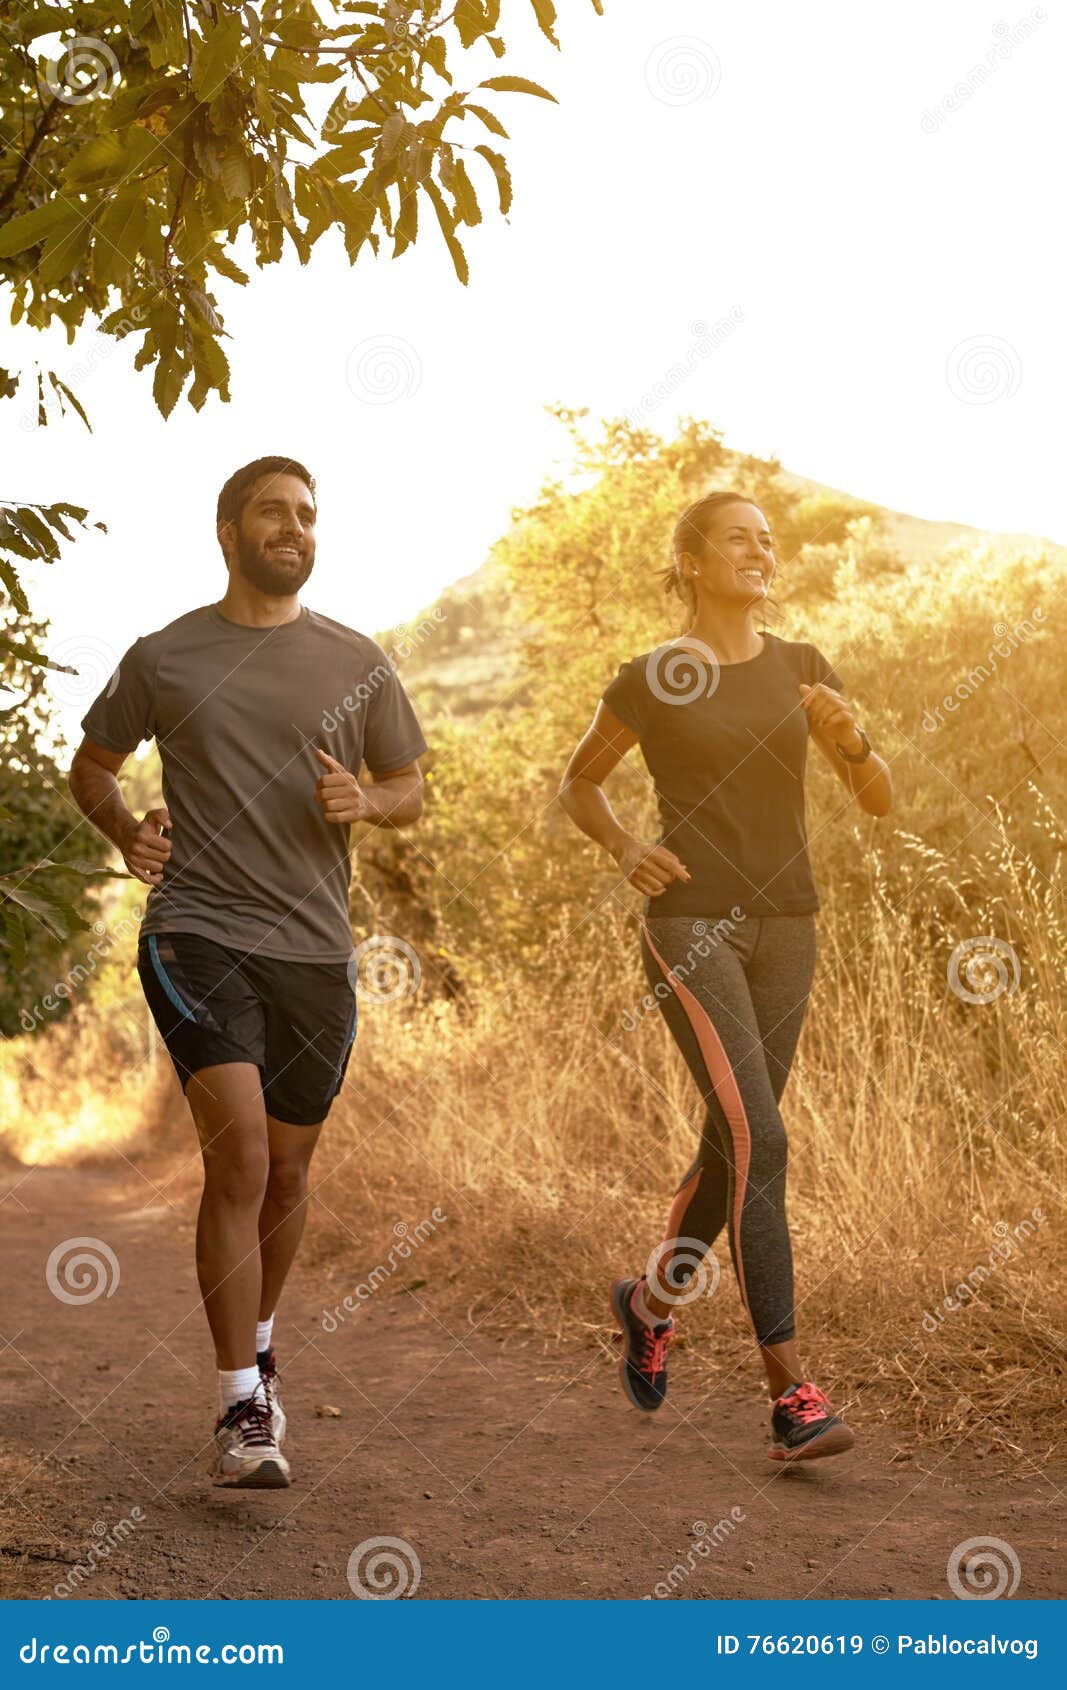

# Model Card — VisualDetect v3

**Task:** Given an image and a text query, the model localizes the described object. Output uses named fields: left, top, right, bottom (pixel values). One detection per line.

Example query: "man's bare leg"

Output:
left=258, top=1116, right=324, bottom=1321
left=186, top=1062, right=269, bottom=1371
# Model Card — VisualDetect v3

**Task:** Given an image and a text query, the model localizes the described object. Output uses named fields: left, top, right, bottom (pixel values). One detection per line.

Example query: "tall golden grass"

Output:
left=2, top=533, right=1063, bottom=1458
left=4, top=805, right=1061, bottom=1459
left=313, top=807, right=1063, bottom=1458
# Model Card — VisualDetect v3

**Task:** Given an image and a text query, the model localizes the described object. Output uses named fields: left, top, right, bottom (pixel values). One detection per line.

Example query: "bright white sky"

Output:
left=5, top=0, right=1064, bottom=750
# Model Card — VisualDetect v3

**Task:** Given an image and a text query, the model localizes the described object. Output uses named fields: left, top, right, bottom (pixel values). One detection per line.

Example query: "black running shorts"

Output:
left=136, top=930, right=358, bottom=1126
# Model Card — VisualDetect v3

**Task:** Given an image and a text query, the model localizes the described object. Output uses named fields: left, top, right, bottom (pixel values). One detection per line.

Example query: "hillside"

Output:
left=385, top=458, right=1066, bottom=725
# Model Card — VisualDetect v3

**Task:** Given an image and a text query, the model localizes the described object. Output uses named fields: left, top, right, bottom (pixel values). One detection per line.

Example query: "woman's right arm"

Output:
left=557, top=701, right=691, bottom=898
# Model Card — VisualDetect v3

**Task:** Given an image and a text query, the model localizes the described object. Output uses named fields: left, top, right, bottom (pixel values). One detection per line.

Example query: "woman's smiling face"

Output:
left=685, top=500, right=775, bottom=602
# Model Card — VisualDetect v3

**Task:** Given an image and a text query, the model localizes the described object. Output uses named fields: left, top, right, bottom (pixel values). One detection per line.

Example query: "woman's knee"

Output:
left=747, top=1113, right=789, bottom=1183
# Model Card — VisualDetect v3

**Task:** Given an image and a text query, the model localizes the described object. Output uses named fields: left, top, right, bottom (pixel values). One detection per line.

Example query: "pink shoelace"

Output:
left=778, top=1382, right=831, bottom=1424
left=639, top=1324, right=674, bottom=1377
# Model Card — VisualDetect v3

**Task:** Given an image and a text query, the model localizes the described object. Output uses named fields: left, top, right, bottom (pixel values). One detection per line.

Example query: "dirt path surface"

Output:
left=1, top=1162, right=1062, bottom=1602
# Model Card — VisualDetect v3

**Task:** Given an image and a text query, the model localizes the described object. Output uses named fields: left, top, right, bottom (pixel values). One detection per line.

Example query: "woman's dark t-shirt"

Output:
left=601, top=632, right=844, bottom=918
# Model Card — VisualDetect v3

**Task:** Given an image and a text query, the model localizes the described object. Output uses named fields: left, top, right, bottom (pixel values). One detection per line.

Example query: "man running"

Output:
left=68, top=456, right=428, bottom=1489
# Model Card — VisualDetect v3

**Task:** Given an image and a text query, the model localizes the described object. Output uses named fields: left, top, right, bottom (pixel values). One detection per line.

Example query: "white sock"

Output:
left=631, top=1278, right=672, bottom=1329
left=219, top=1365, right=262, bottom=1413
left=255, top=1315, right=274, bottom=1356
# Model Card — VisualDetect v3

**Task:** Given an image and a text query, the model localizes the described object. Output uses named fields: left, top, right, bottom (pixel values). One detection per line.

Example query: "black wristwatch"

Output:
left=835, top=727, right=872, bottom=765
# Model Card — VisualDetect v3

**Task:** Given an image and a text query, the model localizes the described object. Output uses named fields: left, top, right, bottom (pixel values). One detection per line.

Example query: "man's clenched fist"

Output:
left=314, top=748, right=372, bottom=825
left=121, top=808, right=172, bottom=886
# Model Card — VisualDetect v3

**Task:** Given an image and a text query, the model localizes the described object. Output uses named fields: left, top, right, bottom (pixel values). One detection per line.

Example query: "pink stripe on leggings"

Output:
left=642, top=916, right=754, bottom=1328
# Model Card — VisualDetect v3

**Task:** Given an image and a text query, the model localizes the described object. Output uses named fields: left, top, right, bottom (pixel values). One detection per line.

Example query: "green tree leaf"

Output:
left=93, top=188, right=149, bottom=287
left=530, top=0, right=561, bottom=48
left=452, top=159, right=482, bottom=226
left=478, top=75, right=558, bottom=102
left=475, top=145, right=512, bottom=215
left=465, top=103, right=510, bottom=138
left=424, top=177, right=469, bottom=285
left=47, top=374, right=91, bottom=431
left=152, top=354, right=188, bottom=417
left=0, top=198, right=81, bottom=258
left=218, top=148, right=254, bottom=203
left=192, top=11, right=245, bottom=103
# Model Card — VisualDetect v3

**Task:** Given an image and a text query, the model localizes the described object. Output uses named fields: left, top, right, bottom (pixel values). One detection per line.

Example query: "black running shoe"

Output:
left=768, top=1381, right=855, bottom=1462
left=610, top=1277, right=675, bottom=1412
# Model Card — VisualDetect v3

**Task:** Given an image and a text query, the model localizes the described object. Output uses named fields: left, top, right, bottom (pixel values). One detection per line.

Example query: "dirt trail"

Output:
left=0, top=1161, right=1062, bottom=1601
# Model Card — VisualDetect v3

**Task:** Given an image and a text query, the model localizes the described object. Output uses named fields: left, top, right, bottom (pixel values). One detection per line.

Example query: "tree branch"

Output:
left=0, top=95, right=62, bottom=217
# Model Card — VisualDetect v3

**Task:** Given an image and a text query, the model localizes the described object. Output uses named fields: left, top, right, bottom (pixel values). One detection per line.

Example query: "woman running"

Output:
left=558, top=490, right=892, bottom=1461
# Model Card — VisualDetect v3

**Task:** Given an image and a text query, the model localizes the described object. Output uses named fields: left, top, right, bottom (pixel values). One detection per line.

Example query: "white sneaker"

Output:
left=211, top=1387, right=290, bottom=1488
left=259, top=1349, right=287, bottom=1446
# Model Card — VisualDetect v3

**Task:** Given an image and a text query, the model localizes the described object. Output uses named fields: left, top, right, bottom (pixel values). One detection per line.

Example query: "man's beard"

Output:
left=234, top=528, right=315, bottom=595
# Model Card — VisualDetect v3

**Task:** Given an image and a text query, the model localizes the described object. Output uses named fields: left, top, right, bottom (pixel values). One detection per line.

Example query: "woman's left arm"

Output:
left=798, top=682, right=893, bottom=817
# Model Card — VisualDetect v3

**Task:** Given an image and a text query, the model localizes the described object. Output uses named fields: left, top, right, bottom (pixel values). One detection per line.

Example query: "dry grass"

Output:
left=3, top=552, right=1064, bottom=1459
left=298, top=845, right=1065, bottom=1457
left=9, top=808, right=1059, bottom=1460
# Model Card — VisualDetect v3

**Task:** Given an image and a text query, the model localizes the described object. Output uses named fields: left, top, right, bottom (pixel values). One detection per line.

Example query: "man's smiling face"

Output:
left=224, top=471, right=318, bottom=595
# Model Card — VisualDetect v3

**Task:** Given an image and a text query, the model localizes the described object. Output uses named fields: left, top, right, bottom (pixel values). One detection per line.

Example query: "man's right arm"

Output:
left=68, top=739, right=136, bottom=848
left=68, top=739, right=171, bottom=886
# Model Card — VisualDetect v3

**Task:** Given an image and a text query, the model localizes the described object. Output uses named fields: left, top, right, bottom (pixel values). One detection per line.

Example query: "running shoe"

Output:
left=610, top=1277, right=675, bottom=1412
left=211, top=1389, right=291, bottom=1488
left=768, top=1381, right=855, bottom=1462
left=258, top=1347, right=287, bottom=1446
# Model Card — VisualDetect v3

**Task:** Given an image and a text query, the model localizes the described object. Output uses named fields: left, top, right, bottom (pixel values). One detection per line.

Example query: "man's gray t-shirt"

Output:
left=80, top=603, right=428, bottom=961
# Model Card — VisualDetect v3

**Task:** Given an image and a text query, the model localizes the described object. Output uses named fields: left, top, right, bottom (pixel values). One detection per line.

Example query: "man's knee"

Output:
left=265, top=1157, right=310, bottom=1210
left=202, top=1137, right=269, bottom=1208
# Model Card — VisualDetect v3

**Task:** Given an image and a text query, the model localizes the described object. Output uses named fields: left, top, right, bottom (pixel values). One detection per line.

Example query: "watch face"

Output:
left=837, top=730, right=869, bottom=761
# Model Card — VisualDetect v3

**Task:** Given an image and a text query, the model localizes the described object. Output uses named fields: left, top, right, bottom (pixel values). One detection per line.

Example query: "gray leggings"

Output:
left=640, top=912, right=816, bottom=1347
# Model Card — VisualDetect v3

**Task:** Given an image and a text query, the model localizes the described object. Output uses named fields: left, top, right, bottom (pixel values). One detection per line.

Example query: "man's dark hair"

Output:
left=216, top=457, right=317, bottom=528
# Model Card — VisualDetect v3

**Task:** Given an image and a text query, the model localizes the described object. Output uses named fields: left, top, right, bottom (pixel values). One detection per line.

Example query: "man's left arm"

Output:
left=361, top=760, right=424, bottom=827
left=313, top=749, right=423, bottom=828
